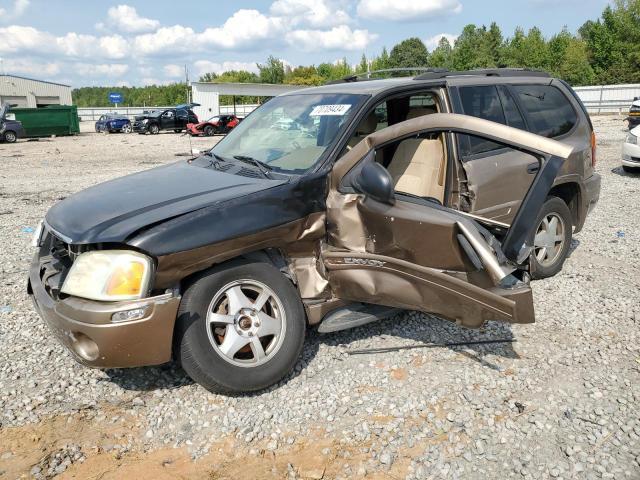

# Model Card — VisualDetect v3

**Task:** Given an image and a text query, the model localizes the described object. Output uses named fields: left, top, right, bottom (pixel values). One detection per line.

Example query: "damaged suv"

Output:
left=29, top=69, right=600, bottom=393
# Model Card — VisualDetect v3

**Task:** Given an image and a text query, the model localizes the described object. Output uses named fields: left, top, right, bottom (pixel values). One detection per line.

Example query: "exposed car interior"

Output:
left=346, top=92, right=447, bottom=203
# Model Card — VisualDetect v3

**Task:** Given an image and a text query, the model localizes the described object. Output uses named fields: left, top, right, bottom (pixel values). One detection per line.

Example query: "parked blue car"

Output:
left=95, top=114, right=132, bottom=133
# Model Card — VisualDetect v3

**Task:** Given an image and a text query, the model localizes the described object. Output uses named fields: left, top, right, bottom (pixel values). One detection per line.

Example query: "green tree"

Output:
left=388, top=37, right=429, bottom=68
left=370, top=47, right=390, bottom=71
left=257, top=56, right=285, bottom=84
left=521, top=27, right=549, bottom=69
left=451, top=25, right=495, bottom=70
left=487, top=22, right=505, bottom=66
left=557, top=38, right=596, bottom=85
left=355, top=53, right=369, bottom=74
left=580, top=0, right=640, bottom=84
left=502, top=27, right=527, bottom=67
left=429, top=37, right=453, bottom=69
left=284, top=65, right=324, bottom=85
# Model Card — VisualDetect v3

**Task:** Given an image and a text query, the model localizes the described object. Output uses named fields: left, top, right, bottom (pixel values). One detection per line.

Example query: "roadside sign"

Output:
left=108, top=92, right=124, bottom=104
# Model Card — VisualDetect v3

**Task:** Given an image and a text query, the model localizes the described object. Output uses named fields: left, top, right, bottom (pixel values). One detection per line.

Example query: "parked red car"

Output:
left=187, top=114, right=240, bottom=136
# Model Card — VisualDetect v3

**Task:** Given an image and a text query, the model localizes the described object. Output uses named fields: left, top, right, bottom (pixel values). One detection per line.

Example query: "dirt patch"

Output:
left=1, top=412, right=419, bottom=479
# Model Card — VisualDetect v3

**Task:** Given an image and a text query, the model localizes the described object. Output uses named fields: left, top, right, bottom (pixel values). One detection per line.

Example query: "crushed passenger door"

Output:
left=323, top=113, right=572, bottom=328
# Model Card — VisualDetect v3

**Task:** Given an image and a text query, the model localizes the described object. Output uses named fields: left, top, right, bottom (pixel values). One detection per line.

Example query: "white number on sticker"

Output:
left=310, top=104, right=351, bottom=116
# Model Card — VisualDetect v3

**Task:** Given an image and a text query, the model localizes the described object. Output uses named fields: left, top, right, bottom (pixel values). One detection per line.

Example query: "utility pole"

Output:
left=184, top=64, right=190, bottom=103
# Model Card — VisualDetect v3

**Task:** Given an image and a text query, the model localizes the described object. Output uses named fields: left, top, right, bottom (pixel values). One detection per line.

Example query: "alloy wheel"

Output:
left=534, top=213, right=566, bottom=268
left=4, top=131, right=16, bottom=143
left=122, top=124, right=132, bottom=133
left=206, top=280, right=286, bottom=368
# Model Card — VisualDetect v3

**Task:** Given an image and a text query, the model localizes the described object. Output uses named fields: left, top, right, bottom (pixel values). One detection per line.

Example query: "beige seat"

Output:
left=406, top=106, right=437, bottom=120
left=386, top=137, right=446, bottom=202
left=347, top=112, right=378, bottom=149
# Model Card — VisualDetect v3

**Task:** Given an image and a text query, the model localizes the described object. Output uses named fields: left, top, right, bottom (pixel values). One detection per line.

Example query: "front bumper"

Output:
left=28, top=259, right=180, bottom=368
left=622, top=141, right=640, bottom=167
left=186, top=124, right=201, bottom=135
left=132, top=122, right=149, bottom=132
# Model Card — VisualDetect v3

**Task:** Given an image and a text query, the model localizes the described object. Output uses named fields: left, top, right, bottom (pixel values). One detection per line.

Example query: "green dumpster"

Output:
left=11, top=105, right=80, bottom=137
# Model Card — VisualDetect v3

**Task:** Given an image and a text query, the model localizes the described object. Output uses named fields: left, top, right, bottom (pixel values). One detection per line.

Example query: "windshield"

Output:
left=211, top=93, right=367, bottom=174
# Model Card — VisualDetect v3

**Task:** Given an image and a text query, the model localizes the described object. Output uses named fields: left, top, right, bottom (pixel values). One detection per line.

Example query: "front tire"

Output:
left=3, top=131, right=17, bottom=143
left=149, top=124, right=160, bottom=135
left=622, top=165, right=639, bottom=173
left=203, top=125, right=214, bottom=136
left=174, top=261, right=306, bottom=394
left=529, top=197, right=572, bottom=279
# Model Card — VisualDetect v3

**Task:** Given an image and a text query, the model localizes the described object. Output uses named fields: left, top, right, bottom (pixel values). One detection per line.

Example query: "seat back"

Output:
left=386, top=138, right=446, bottom=202
left=406, top=106, right=438, bottom=120
left=347, top=112, right=378, bottom=148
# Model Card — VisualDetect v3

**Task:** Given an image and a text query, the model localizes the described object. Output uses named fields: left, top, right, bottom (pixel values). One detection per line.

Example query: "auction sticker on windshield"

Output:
left=310, top=104, right=351, bottom=116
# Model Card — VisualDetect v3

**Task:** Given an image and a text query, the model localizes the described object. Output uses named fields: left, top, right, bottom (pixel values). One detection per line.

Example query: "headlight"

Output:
left=626, top=133, right=637, bottom=145
left=142, top=118, right=149, bottom=123
left=61, top=250, right=153, bottom=301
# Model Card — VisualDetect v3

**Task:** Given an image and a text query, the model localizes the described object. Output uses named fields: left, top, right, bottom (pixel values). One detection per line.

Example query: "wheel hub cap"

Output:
left=534, top=213, right=565, bottom=267
left=206, top=280, right=286, bottom=367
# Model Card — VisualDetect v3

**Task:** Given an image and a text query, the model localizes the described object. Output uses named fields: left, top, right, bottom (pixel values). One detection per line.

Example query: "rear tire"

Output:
left=174, top=261, right=306, bottom=394
left=122, top=124, right=132, bottom=134
left=529, top=197, right=572, bottom=279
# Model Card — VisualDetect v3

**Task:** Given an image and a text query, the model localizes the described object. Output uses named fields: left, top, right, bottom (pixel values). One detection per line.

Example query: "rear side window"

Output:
left=460, top=86, right=505, bottom=124
left=458, top=86, right=505, bottom=156
left=497, top=86, right=526, bottom=130
left=512, top=85, right=577, bottom=138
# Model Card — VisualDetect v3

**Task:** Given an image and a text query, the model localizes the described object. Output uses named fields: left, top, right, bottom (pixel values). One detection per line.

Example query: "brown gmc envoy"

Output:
left=28, top=69, right=601, bottom=393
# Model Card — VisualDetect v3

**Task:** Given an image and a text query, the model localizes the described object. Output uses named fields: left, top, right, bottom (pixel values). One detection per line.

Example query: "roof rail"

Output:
left=326, top=68, right=448, bottom=85
left=413, top=68, right=551, bottom=80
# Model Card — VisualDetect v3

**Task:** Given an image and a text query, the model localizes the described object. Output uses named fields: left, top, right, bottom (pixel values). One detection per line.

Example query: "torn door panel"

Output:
left=323, top=251, right=534, bottom=328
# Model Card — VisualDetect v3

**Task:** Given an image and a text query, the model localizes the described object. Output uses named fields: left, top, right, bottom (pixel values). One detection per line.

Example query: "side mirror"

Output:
left=352, top=152, right=395, bottom=205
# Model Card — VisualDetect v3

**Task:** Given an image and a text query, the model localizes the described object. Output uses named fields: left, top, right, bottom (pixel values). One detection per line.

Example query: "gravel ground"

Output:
left=0, top=117, right=639, bottom=479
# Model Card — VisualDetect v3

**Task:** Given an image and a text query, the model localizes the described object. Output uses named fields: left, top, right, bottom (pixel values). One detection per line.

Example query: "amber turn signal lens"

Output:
left=591, top=131, right=597, bottom=167
left=106, top=261, right=145, bottom=297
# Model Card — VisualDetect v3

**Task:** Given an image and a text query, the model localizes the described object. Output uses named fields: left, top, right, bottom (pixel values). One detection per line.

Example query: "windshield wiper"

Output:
left=233, top=155, right=273, bottom=179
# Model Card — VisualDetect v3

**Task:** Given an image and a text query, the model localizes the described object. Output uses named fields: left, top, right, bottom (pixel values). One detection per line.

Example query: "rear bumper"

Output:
left=28, top=259, right=180, bottom=368
left=584, top=173, right=602, bottom=215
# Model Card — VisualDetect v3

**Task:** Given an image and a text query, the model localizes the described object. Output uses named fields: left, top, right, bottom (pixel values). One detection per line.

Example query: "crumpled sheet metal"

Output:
left=288, top=256, right=329, bottom=299
left=154, top=212, right=326, bottom=289
left=323, top=251, right=534, bottom=327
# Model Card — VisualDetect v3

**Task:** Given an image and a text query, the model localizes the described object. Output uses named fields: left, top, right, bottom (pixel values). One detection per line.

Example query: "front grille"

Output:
left=37, top=230, right=74, bottom=299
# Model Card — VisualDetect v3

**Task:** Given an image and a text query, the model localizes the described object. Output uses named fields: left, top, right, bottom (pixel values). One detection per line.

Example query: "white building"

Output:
left=0, top=74, right=72, bottom=108
left=191, top=82, right=306, bottom=120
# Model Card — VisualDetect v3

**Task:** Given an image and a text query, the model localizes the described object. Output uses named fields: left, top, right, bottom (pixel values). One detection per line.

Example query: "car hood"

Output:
left=45, top=161, right=284, bottom=245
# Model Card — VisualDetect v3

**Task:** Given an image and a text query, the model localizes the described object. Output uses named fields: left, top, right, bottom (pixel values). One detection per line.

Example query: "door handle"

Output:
left=526, top=162, right=540, bottom=174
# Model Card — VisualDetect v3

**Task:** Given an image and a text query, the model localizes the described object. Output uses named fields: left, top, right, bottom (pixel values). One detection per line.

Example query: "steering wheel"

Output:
left=292, top=140, right=302, bottom=150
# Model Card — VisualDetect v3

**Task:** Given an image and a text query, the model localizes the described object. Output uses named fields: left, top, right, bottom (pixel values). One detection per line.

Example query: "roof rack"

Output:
left=326, top=68, right=448, bottom=85
left=413, top=68, right=551, bottom=80
left=325, top=67, right=551, bottom=85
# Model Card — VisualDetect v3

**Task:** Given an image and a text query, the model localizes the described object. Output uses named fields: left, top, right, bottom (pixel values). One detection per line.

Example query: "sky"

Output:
left=0, top=0, right=612, bottom=88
